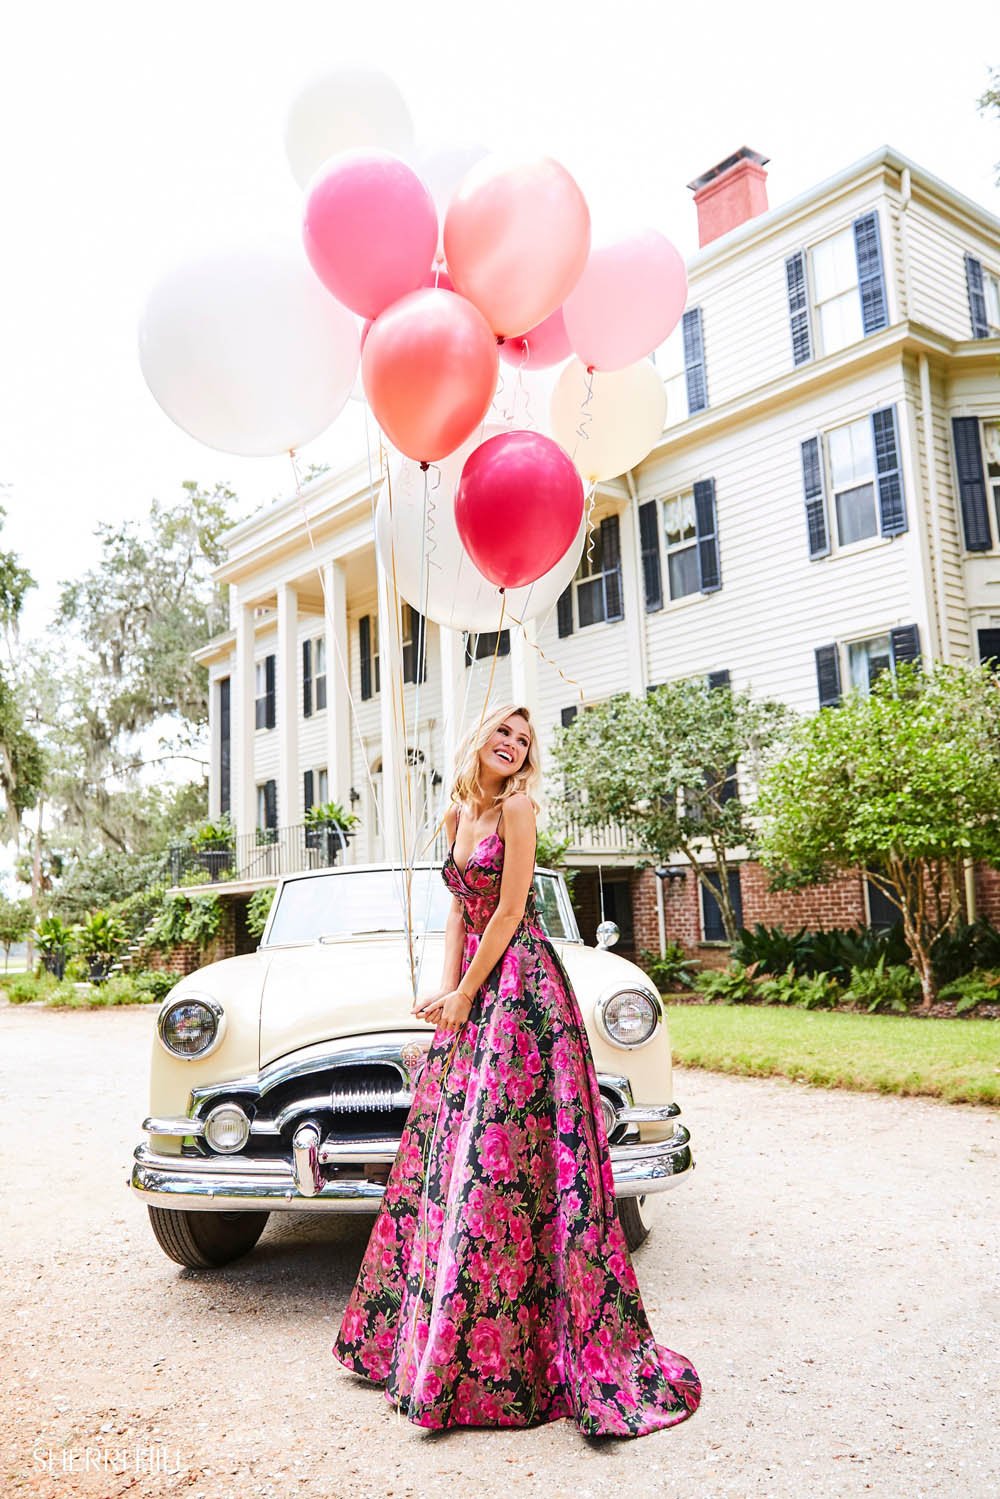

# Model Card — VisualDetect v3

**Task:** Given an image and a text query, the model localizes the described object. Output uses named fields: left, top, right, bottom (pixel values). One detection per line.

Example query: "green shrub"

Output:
left=4, top=972, right=53, bottom=1003
left=732, top=924, right=812, bottom=974
left=132, top=969, right=176, bottom=1003
left=246, top=886, right=276, bottom=940
left=755, top=962, right=802, bottom=1005
left=638, top=942, right=701, bottom=992
left=931, top=919, right=1000, bottom=984
left=693, top=963, right=758, bottom=1005
left=937, top=969, right=1000, bottom=1016
left=795, top=971, right=842, bottom=1010
left=842, top=957, right=921, bottom=1014
left=181, top=895, right=222, bottom=948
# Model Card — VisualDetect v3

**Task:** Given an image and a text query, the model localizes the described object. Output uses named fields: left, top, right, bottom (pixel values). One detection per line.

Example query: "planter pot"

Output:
left=87, top=958, right=111, bottom=983
left=196, top=847, right=234, bottom=881
left=42, top=952, right=67, bottom=980
left=305, top=823, right=353, bottom=866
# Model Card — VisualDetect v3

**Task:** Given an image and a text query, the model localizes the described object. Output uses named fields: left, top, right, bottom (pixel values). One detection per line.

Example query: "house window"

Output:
left=218, top=677, right=231, bottom=817
left=256, top=779, right=277, bottom=832
left=401, top=603, right=427, bottom=684
left=828, top=418, right=877, bottom=545
left=254, top=655, right=275, bottom=730
left=573, top=515, right=623, bottom=627
left=465, top=629, right=510, bottom=665
left=847, top=634, right=892, bottom=695
left=866, top=876, right=901, bottom=932
left=701, top=867, right=743, bottom=942
left=662, top=492, right=700, bottom=599
left=985, top=421, right=1000, bottom=544
left=655, top=321, right=688, bottom=428
left=986, top=270, right=1000, bottom=336
left=812, top=227, right=864, bottom=356
left=312, top=637, right=327, bottom=711
left=601, top=879, right=635, bottom=949
left=359, top=614, right=380, bottom=700
left=978, top=628, right=1000, bottom=670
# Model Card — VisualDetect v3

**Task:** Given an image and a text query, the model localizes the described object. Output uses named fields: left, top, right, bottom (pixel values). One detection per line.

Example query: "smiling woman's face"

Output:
left=481, top=715, right=531, bottom=779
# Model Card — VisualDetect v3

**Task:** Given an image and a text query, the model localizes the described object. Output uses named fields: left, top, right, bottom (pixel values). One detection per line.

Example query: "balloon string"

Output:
left=583, top=483, right=597, bottom=571
left=572, top=366, right=595, bottom=460
left=504, top=606, right=586, bottom=707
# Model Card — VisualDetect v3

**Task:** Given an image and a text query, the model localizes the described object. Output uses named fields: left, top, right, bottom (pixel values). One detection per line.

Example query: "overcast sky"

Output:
left=1, top=0, right=998, bottom=640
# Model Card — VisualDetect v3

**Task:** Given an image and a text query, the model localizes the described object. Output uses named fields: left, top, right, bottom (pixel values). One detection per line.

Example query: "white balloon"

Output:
left=375, top=427, right=585, bottom=633
left=138, top=245, right=360, bottom=457
left=285, top=67, right=414, bottom=188
left=407, top=141, right=489, bottom=257
left=550, top=358, right=667, bottom=483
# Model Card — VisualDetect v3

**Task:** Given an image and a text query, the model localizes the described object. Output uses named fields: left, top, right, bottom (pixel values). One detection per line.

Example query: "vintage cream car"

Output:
left=130, top=862, right=694, bottom=1268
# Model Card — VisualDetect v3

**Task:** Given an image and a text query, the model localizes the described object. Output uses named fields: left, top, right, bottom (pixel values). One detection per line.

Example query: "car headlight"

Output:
left=596, top=987, right=661, bottom=1049
left=203, top=1102, right=250, bottom=1153
left=157, top=996, right=225, bottom=1059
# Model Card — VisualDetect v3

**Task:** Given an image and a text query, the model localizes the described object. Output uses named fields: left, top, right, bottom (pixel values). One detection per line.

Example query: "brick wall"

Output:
left=975, top=866, right=1000, bottom=926
left=142, top=901, right=240, bottom=978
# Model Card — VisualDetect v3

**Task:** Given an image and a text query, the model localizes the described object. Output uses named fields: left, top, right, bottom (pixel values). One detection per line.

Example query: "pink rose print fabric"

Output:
left=332, top=825, right=701, bottom=1437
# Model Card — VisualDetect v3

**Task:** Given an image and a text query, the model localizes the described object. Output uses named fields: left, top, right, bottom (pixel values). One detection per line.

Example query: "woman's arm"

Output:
left=439, top=898, right=466, bottom=992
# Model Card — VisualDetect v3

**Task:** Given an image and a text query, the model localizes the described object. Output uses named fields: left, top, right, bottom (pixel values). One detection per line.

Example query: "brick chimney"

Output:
left=687, top=148, right=770, bottom=248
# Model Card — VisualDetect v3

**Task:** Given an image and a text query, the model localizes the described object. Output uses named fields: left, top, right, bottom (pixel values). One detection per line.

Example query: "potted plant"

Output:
left=187, top=815, right=236, bottom=881
left=304, top=801, right=359, bottom=866
left=35, top=915, right=73, bottom=979
left=73, top=910, right=128, bottom=983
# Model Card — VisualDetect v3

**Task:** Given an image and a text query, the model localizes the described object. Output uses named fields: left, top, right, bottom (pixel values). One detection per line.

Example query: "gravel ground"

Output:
left=1, top=1002, right=998, bottom=1499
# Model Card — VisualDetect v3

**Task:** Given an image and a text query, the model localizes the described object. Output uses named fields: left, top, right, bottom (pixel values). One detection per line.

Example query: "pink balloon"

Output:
left=362, top=289, right=498, bottom=463
left=499, top=305, right=572, bottom=370
left=563, top=229, right=688, bottom=372
left=454, top=430, right=584, bottom=588
left=422, top=265, right=455, bottom=292
left=303, top=149, right=438, bottom=319
left=444, top=157, right=591, bottom=339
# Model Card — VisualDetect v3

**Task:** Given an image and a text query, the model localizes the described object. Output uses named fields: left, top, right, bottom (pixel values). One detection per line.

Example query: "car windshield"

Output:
left=263, top=868, right=579, bottom=946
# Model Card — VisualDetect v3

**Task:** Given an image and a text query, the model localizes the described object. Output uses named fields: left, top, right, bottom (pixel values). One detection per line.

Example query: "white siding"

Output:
left=905, top=203, right=1000, bottom=342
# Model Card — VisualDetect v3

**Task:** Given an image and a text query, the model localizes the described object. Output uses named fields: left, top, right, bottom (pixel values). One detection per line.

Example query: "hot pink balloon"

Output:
left=362, top=288, right=498, bottom=463
left=499, top=306, right=572, bottom=370
left=444, top=157, right=591, bottom=339
left=563, top=229, right=688, bottom=371
left=454, top=430, right=584, bottom=589
left=303, top=149, right=438, bottom=319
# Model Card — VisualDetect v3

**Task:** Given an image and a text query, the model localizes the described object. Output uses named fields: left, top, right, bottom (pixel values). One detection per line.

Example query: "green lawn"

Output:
left=666, top=1003, right=1000, bottom=1106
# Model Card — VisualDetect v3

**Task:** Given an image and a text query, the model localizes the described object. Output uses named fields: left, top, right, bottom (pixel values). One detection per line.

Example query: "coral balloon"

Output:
left=454, top=431, right=584, bottom=589
left=563, top=230, right=688, bottom=371
left=550, top=358, right=667, bottom=483
left=362, top=289, right=498, bottom=463
left=138, top=244, right=360, bottom=457
left=498, top=306, right=572, bottom=371
left=303, top=150, right=438, bottom=319
left=444, top=156, right=590, bottom=338
left=375, top=430, right=586, bottom=630
left=285, top=67, right=414, bottom=188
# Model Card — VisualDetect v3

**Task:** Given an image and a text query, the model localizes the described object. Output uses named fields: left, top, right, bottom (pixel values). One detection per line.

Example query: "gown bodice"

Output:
left=441, top=827, right=541, bottom=937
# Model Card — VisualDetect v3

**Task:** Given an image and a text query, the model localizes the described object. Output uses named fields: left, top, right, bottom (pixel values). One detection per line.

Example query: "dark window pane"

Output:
left=835, top=482, right=877, bottom=545
left=577, top=576, right=604, bottom=627
left=668, top=545, right=700, bottom=599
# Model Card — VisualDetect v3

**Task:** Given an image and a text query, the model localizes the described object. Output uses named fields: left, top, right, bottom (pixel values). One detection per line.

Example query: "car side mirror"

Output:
left=596, top=920, right=620, bottom=950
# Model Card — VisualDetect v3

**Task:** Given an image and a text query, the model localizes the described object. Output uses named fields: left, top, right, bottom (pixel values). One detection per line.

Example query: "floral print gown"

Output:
left=332, top=814, right=701, bottom=1437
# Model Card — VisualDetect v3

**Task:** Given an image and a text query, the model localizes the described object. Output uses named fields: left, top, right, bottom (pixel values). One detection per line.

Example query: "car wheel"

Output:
left=147, top=1206, right=270, bottom=1268
left=617, top=1194, right=652, bottom=1252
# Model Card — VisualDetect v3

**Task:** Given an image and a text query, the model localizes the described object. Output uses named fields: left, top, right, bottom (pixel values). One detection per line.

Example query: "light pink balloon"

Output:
left=444, top=156, right=590, bottom=338
left=499, top=306, right=572, bottom=370
left=563, top=229, right=688, bottom=372
left=303, top=149, right=438, bottom=319
left=362, top=288, right=498, bottom=463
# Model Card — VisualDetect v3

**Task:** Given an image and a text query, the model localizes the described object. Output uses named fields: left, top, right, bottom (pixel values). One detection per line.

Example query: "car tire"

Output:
left=616, top=1194, right=652, bottom=1251
left=147, top=1206, right=270, bottom=1268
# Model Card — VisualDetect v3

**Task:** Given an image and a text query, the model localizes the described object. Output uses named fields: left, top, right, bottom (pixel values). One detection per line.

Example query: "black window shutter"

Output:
left=800, top=436, right=830, bottom=559
left=219, top=677, right=231, bottom=817
left=951, top=417, right=991, bottom=551
left=707, top=669, right=731, bottom=689
left=600, top=514, right=624, bottom=620
left=264, top=654, right=276, bottom=730
left=978, top=628, right=1000, bottom=669
left=702, top=868, right=743, bottom=941
left=785, top=251, right=813, bottom=365
left=404, top=605, right=427, bottom=683
left=302, top=639, right=312, bottom=718
left=815, top=644, right=842, bottom=708
left=890, top=624, right=920, bottom=668
left=682, top=307, right=708, bottom=413
left=871, top=406, right=907, bottom=536
left=557, top=585, right=574, bottom=637
left=965, top=254, right=989, bottom=339
left=303, top=769, right=314, bottom=812
left=359, top=615, right=373, bottom=699
left=264, top=778, right=277, bottom=830
left=853, top=212, right=888, bottom=334
left=693, top=479, right=721, bottom=592
left=638, top=499, right=663, bottom=612
left=560, top=706, right=578, bottom=728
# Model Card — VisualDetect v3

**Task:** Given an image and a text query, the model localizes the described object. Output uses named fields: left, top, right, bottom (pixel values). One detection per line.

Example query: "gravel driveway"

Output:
left=1, top=1002, right=997, bottom=1499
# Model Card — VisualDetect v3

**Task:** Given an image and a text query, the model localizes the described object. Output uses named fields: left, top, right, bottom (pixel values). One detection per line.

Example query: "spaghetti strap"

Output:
left=495, top=802, right=504, bottom=839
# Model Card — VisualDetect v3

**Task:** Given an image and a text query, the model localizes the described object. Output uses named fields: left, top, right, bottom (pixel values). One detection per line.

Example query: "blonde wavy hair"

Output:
left=450, top=703, right=542, bottom=814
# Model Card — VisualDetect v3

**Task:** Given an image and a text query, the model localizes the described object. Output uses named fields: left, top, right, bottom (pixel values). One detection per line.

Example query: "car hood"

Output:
left=257, top=933, right=654, bottom=1069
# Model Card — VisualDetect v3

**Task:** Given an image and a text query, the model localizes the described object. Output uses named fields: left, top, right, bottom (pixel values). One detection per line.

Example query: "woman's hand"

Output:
left=412, top=986, right=474, bottom=1033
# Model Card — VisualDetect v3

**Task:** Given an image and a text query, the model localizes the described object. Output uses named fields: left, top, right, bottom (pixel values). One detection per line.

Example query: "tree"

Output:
left=551, top=680, right=792, bottom=943
left=0, top=895, right=32, bottom=970
left=756, top=662, right=1000, bottom=1010
left=0, top=507, right=43, bottom=839
left=978, top=66, right=1000, bottom=184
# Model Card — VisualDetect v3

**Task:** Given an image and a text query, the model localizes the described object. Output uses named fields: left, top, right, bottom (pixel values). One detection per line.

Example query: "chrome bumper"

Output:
left=129, top=1120, right=693, bottom=1213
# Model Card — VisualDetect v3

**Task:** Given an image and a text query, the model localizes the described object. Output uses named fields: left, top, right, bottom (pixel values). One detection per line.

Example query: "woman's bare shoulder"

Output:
left=502, top=793, right=536, bottom=826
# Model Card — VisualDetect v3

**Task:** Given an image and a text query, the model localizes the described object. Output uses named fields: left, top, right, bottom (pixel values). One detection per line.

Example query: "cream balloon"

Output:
left=285, top=67, right=414, bottom=188
left=138, top=244, right=360, bottom=457
left=550, top=358, right=667, bottom=483
left=375, top=430, right=586, bottom=633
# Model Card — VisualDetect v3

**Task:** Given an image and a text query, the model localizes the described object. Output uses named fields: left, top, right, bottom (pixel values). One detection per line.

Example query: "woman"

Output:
left=333, top=703, right=701, bottom=1437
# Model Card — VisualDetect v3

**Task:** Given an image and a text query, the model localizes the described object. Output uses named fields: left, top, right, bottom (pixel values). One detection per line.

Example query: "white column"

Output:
left=323, top=559, right=351, bottom=803
left=233, top=593, right=257, bottom=844
left=277, top=582, right=298, bottom=827
left=439, top=625, right=468, bottom=792
left=376, top=547, right=404, bottom=864
left=619, top=494, right=647, bottom=696
left=511, top=620, right=540, bottom=720
left=207, top=670, right=220, bottom=821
